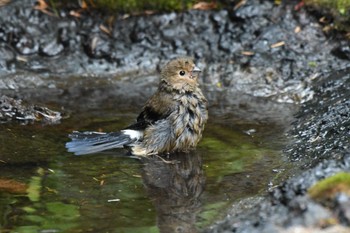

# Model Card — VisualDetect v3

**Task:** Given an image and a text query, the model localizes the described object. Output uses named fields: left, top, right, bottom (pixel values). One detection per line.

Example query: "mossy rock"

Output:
left=304, top=0, right=350, bottom=15
left=91, top=0, right=192, bottom=12
left=304, top=0, right=350, bottom=32
left=50, top=0, right=217, bottom=13
left=308, top=172, right=350, bottom=202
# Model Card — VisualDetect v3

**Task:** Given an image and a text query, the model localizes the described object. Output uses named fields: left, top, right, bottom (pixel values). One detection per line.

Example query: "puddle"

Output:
left=0, top=80, right=295, bottom=233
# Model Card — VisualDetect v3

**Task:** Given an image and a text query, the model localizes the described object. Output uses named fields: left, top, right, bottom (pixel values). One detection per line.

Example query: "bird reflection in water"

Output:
left=141, top=151, right=205, bottom=233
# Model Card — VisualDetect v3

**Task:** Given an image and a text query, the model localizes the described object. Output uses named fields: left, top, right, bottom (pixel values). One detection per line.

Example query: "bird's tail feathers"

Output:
left=66, top=131, right=139, bottom=155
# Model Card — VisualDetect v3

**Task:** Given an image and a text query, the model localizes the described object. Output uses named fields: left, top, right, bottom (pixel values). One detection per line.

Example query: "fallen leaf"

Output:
left=294, top=26, right=301, bottom=33
left=294, top=1, right=305, bottom=11
left=144, top=10, right=156, bottom=15
left=34, top=0, right=56, bottom=16
left=346, top=32, right=350, bottom=40
left=0, top=178, right=28, bottom=194
left=79, top=0, right=88, bottom=9
left=0, top=0, right=11, bottom=7
left=34, top=0, right=48, bottom=10
left=45, top=186, right=58, bottom=194
left=192, top=2, right=217, bottom=10
left=234, top=0, right=246, bottom=10
left=16, top=55, right=28, bottom=62
left=319, top=16, right=328, bottom=23
left=69, top=10, right=82, bottom=18
left=91, top=36, right=99, bottom=50
left=99, top=24, right=111, bottom=35
left=271, top=41, right=285, bottom=48
left=241, top=51, right=254, bottom=56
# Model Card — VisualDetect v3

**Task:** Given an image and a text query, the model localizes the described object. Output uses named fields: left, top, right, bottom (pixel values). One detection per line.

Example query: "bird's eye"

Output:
left=179, top=70, right=186, bottom=76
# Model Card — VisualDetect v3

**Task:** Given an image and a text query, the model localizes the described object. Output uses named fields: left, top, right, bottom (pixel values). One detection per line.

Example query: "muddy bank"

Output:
left=0, top=0, right=350, bottom=232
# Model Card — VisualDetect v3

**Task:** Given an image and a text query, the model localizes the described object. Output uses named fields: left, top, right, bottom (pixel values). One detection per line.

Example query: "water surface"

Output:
left=0, top=82, right=294, bottom=233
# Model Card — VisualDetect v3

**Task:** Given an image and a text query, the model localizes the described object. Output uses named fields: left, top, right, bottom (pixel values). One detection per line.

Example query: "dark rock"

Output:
left=0, top=44, right=16, bottom=70
left=288, top=68, right=350, bottom=165
left=0, top=0, right=348, bottom=99
left=331, top=40, right=350, bottom=61
left=0, top=95, right=61, bottom=124
left=14, top=33, right=38, bottom=55
left=334, top=193, right=350, bottom=225
left=0, top=44, right=15, bottom=61
left=83, top=34, right=113, bottom=60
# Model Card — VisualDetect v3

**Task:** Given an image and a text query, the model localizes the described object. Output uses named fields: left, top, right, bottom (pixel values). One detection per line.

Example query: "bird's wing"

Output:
left=125, top=105, right=170, bottom=131
left=126, top=91, right=175, bottom=131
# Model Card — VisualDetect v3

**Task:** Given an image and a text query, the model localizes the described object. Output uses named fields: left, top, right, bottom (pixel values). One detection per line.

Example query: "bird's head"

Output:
left=161, top=57, right=201, bottom=92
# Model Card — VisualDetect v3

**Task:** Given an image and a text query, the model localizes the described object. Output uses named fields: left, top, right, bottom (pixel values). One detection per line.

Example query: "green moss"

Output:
left=308, top=172, right=350, bottom=201
left=51, top=0, right=216, bottom=13
left=305, top=0, right=350, bottom=15
left=304, top=0, right=350, bottom=32
left=308, top=61, right=318, bottom=68
left=94, top=0, right=186, bottom=12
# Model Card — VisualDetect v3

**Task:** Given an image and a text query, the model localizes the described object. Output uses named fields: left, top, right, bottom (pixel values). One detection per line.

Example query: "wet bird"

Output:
left=66, top=57, right=208, bottom=156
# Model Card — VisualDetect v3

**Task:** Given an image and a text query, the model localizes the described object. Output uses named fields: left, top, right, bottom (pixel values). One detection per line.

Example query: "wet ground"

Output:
left=1, top=0, right=350, bottom=232
left=206, top=67, right=350, bottom=233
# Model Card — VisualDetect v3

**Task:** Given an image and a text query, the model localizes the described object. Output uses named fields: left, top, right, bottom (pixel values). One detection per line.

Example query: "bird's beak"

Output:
left=193, top=66, right=201, bottom=72
left=190, top=65, right=201, bottom=79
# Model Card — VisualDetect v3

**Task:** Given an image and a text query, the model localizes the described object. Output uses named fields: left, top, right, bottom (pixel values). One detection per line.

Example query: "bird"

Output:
left=66, top=57, right=208, bottom=156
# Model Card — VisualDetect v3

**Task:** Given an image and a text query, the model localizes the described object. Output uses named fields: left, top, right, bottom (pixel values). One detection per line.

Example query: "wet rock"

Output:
left=0, top=95, right=34, bottom=122
left=206, top=154, right=350, bottom=233
left=331, top=40, right=350, bottom=61
left=218, top=34, right=242, bottom=53
left=235, top=1, right=274, bottom=19
left=14, top=33, right=39, bottom=55
left=288, top=67, right=350, bottom=165
left=39, top=39, right=64, bottom=57
left=282, top=225, right=350, bottom=233
left=0, top=44, right=15, bottom=61
left=57, top=21, right=80, bottom=48
left=0, top=0, right=348, bottom=106
left=84, top=34, right=113, bottom=60
left=334, top=193, right=350, bottom=225
left=0, top=95, right=61, bottom=124
left=0, top=44, right=15, bottom=70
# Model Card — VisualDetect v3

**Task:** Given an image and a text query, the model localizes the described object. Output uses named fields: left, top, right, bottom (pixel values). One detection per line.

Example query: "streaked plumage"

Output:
left=66, top=57, right=208, bottom=156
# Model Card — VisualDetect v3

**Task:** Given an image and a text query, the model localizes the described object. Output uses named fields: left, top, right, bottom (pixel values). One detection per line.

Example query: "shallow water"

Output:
left=0, top=81, right=295, bottom=233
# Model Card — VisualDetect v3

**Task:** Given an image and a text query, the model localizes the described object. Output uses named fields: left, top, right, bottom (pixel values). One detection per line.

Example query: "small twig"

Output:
left=154, top=154, right=179, bottom=164
left=107, top=198, right=120, bottom=202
